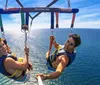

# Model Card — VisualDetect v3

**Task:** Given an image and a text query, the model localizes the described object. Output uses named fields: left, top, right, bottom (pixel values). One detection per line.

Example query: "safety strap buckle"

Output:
left=21, top=25, right=29, bottom=33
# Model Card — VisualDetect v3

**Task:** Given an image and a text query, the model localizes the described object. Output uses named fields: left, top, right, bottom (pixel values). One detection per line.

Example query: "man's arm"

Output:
left=53, top=40, right=60, bottom=49
left=49, top=36, right=60, bottom=50
left=36, top=55, right=69, bottom=80
left=45, top=55, right=69, bottom=79
left=47, top=36, right=60, bottom=57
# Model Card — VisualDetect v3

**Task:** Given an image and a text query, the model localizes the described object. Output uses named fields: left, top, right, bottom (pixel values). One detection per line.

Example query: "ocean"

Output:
left=0, top=28, right=100, bottom=85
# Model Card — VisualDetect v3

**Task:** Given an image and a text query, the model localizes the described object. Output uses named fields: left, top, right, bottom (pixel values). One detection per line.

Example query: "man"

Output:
left=0, top=38, right=32, bottom=82
left=36, top=34, right=81, bottom=80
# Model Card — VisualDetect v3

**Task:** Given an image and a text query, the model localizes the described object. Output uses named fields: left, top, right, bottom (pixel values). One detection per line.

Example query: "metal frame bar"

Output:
left=16, top=0, right=58, bottom=20
left=0, top=7, right=79, bottom=14
left=32, top=0, right=58, bottom=20
left=16, top=0, right=32, bottom=19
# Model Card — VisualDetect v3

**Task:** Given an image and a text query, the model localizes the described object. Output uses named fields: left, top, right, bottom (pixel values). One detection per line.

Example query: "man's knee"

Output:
left=46, top=54, right=49, bottom=60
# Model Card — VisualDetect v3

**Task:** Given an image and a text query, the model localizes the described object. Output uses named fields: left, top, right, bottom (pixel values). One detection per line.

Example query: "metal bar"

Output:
left=16, top=0, right=58, bottom=19
left=26, top=13, right=29, bottom=26
left=32, top=0, right=59, bottom=19
left=5, top=0, right=8, bottom=9
left=16, top=0, right=23, bottom=7
left=68, top=0, right=71, bottom=8
left=55, top=12, right=59, bottom=28
left=0, top=14, right=4, bottom=32
left=16, top=0, right=33, bottom=19
left=0, top=8, right=79, bottom=14
left=71, top=13, right=76, bottom=28
left=51, top=12, right=54, bottom=29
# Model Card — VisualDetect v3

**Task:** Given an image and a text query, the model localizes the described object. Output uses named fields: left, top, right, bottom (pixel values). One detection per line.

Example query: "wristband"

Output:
left=45, top=74, right=48, bottom=80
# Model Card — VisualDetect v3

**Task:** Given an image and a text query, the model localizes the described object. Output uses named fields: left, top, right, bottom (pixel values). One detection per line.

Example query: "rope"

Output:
left=49, top=12, right=55, bottom=52
left=68, top=0, right=71, bottom=8
left=5, top=0, right=8, bottom=9
left=24, top=31, right=27, bottom=47
left=0, top=14, right=5, bottom=38
left=21, top=25, right=28, bottom=48
left=55, top=12, right=59, bottom=28
left=70, top=13, right=76, bottom=33
left=20, top=13, right=30, bottom=70
left=21, top=13, right=29, bottom=47
left=19, top=2, right=29, bottom=48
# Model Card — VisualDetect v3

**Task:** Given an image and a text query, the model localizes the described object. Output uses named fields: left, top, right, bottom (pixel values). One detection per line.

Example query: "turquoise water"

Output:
left=0, top=29, right=100, bottom=85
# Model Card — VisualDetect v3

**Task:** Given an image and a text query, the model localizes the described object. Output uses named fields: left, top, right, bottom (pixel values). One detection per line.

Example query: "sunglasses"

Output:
left=67, top=40, right=75, bottom=46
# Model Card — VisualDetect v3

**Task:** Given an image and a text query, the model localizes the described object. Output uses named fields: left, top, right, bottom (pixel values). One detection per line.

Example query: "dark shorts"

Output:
left=15, top=71, right=30, bottom=82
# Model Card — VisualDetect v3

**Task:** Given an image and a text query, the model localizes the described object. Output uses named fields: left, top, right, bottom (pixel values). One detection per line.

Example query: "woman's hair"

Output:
left=0, top=38, right=7, bottom=44
left=69, top=34, right=81, bottom=47
left=0, top=38, right=3, bottom=43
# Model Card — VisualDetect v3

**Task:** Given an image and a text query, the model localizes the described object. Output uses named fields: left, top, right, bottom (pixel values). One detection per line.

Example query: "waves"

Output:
left=0, top=29, right=100, bottom=85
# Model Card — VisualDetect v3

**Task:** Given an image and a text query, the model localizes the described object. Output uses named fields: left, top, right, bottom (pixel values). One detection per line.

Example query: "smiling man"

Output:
left=36, top=34, right=81, bottom=80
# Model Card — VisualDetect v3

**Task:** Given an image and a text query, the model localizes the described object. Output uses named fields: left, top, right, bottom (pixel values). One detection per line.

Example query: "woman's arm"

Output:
left=4, top=47, right=29, bottom=71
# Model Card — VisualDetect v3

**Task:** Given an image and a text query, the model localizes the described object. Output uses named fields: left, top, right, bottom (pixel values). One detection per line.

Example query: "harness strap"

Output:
left=55, top=12, right=59, bottom=28
left=70, top=13, right=76, bottom=33
left=68, top=0, right=71, bottom=8
left=21, top=13, right=25, bottom=28
left=49, top=12, right=55, bottom=52
left=5, top=0, right=8, bottom=9
left=71, top=13, right=76, bottom=28
left=52, top=45, right=61, bottom=55
left=21, top=12, right=29, bottom=48
left=0, top=14, right=5, bottom=38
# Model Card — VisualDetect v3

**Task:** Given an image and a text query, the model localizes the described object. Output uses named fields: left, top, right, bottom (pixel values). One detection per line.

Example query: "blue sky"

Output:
left=0, top=0, right=100, bottom=32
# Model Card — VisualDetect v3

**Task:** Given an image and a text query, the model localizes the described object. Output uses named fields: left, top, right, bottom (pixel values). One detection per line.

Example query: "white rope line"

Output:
left=38, top=76, right=44, bottom=85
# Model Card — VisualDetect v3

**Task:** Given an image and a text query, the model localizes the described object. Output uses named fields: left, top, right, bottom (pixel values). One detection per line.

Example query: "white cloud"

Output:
left=79, top=13, right=100, bottom=19
left=9, top=14, right=21, bottom=23
left=3, top=12, right=100, bottom=30
left=75, top=19, right=100, bottom=28
left=71, top=0, right=84, bottom=3
left=3, top=23, right=21, bottom=34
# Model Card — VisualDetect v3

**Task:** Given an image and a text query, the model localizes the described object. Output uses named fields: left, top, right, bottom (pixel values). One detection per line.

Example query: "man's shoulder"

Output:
left=58, top=55, right=69, bottom=68
left=59, top=54, right=69, bottom=61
